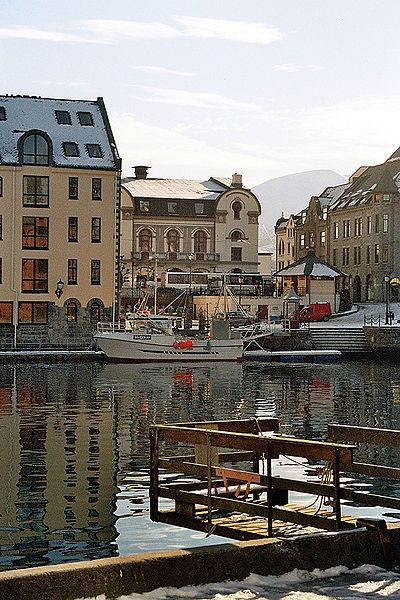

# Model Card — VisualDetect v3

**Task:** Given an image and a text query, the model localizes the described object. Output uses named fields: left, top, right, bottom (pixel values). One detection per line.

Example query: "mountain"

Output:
left=253, top=169, right=346, bottom=232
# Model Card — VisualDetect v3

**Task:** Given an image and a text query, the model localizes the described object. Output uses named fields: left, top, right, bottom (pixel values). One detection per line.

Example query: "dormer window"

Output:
left=55, top=110, right=71, bottom=125
left=22, top=133, right=50, bottom=165
left=63, top=142, right=80, bottom=157
left=85, top=143, right=102, bottom=158
left=0, top=107, right=6, bottom=121
left=232, top=200, right=242, bottom=220
left=77, top=112, right=94, bottom=126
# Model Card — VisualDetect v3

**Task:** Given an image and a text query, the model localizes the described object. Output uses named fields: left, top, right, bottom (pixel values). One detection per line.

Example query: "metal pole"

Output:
left=154, top=255, right=158, bottom=315
left=385, top=276, right=390, bottom=324
left=189, top=256, right=192, bottom=295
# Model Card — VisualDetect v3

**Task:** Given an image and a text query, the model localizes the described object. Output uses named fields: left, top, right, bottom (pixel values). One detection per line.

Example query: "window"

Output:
left=68, top=259, right=78, bottom=285
left=139, top=200, right=150, bottom=213
left=139, top=228, right=153, bottom=253
left=167, top=202, right=177, bottom=214
left=92, top=178, right=102, bottom=200
left=194, top=230, right=207, bottom=253
left=382, top=244, right=389, bottom=263
left=332, top=249, right=337, bottom=266
left=300, top=233, right=305, bottom=248
left=230, top=230, right=243, bottom=242
left=309, top=232, right=314, bottom=247
left=367, top=216, right=372, bottom=234
left=231, top=247, right=242, bottom=261
left=18, top=302, right=48, bottom=324
left=55, top=110, right=71, bottom=125
left=0, top=107, right=6, bottom=121
left=91, top=217, right=101, bottom=243
left=278, top=239, right=284, bottom=255
left=333, top=222, right=339, bottom=239
left=383, top=194, right=391, bottom=202
left=66, top=301, right=78, bottom=322
left=343, top=220, right=350, bottom=238
left=77, top=111, right=94, bottom=126
left=374, top=243, right=380, bottom=263
left=383, top=214, right=389, bottom=233
left=69, top=177, right=78, bottom=199
left=0, top=302, right=12, bottom=323
left=21, top=259, right=48, bottom=292
left=354, top=217, right=362, bottom=236
left=366, top=245, right=371, bottom=264
left=90, top=302, right=101, bottom=322
left=0, top=176, right=3, bottom=197
left=354, top=246, right=361, bottom=265
left=63, top=142, right=79, bottom=157
left=91, top=260, right=100, bottom=285
left=375, top=214, right=380, bottom=234
left=22, top=133, right=50, bottom=165
left=232, top=200, right=242, bottom=220
left=68, top=217, right=78, bottom=242
left=342, top=247, right=350, bottom=266
left=195, top=203, right=204, bottom=215
left=166, top=229, right=179, bottom=254
left=22, top=217, right=48, bottom=249
left=23, top=176, right=49, bottom=207
left=85, top=143, right=102, bottom=158
left=320, top=231, right=326, bottom=247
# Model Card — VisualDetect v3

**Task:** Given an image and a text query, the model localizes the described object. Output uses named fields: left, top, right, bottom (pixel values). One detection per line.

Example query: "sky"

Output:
left=2, top=0, right=400, bottom=187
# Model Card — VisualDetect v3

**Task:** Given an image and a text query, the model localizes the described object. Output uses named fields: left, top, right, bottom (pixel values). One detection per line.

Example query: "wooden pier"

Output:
left=150, top=418, right=400, bottom=543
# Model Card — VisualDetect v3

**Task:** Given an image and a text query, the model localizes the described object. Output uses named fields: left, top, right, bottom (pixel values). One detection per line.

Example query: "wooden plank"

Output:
left=340, top=462, right=400, bottom=480
left=159, top=451, right=255, bottom=467
left=341, top=489, right=400, bottom=511
left=172, top=418, right=280, bottom=434
left=272, top=476, right=336, bottom=498
left=154, top=425, right=354, bottom=463
left=328, top=424, right=400, bottom=447
left=271, top=506, right=353, bottom=531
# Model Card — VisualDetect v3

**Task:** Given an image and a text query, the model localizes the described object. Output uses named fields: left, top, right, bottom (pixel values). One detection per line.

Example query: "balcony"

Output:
left=131, top=251, right=220, bottom=263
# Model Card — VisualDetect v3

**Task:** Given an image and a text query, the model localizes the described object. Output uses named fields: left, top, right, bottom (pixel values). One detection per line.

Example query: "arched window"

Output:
left=139, top=228, right=153, bottom=253
left=90, top=302, right=100, bottom=322
left=194, top=230, right=207, bottom=254
left=66, top=301, right=78, bottom=322
left=22, top=133, right=50, bottom=165
left=230, top=230, right=243, bottom=242
left=166, top=229, right=180, bottom=254
left=232, top=200, right=242, bottom=220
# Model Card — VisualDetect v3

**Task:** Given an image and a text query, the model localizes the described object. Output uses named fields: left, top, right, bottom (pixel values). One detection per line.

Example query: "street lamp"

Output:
left=55, top=279, right=64, bottom=299
left=238, top=275, right=243, bottom=306
left=384, top=275, right=391, bottom=325
left=188, top=254, right=193, bottom=295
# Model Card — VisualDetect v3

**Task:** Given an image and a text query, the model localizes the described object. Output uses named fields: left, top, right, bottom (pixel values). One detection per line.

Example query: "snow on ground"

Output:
left=80, top=564, right=400, bottom=599
left=311, top=303, right=400, bottom=329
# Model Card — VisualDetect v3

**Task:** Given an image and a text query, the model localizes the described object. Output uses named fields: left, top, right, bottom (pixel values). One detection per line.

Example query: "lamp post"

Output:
left=384, top=275, right=391, bottom=325
left=238, top=275, right=243, bottom=306
left=153, top=255, right=158, bottom=315
left=188, top=254, right=193, bottom=295
left=55, top=279, right=64, bottom=299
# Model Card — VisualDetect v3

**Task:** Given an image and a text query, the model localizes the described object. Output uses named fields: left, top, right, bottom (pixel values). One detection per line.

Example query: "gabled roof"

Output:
left=275, top=250, right=346, bottom=278
left=122, top=177, right=231, bottom=200
left=318, top=183, right=351, bottom=206
left=0, top=95, right=120, bottom=170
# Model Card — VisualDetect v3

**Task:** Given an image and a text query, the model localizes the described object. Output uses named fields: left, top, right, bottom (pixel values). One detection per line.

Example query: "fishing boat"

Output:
left=94, top=313, right=243, bottom=362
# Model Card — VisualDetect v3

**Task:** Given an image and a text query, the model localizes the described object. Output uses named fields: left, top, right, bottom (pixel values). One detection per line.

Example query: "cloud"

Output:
left=0, top=27, right=84, bottom=43
left=129, top=85, right=259, bottom=111
left=134, top=65, right=194, bottom=77
left=175, top=16, right=284, bottom=44
left=272, top=63, right=322, bottom=73
left=82, top=20, right=179, bottom=40
left=111, top=112, right=275, bottom=187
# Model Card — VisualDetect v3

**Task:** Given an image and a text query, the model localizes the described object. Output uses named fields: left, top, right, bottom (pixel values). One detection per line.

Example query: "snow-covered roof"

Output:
left=122, top=177, right=229, bottom=200
left=275, top=250, right=345, bottom=278
left=0, top=95, right=120, bottom=170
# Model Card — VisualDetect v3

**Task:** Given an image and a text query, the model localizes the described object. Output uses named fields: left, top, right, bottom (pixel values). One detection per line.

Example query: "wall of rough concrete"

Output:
left=1, top=524, right=399, bottom=600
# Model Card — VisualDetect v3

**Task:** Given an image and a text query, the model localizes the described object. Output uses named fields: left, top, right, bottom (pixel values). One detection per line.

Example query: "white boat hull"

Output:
left=94, top=331, right=243, bottom=362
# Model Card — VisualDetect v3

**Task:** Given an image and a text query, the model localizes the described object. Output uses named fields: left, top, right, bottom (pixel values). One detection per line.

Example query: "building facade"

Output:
left=120, top=168, right=261, bottom=308
left=0, top=95, right=121, bottom=347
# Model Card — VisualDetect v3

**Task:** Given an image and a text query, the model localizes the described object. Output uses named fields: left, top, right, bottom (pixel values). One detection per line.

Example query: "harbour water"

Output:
left=1, top=358, right=400, bottom=571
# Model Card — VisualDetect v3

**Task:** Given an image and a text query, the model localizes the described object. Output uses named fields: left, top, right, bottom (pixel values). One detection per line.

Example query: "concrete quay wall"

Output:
left=364, top=326, right=400, bottom=351
left=1, top=524, right=400, bottom=600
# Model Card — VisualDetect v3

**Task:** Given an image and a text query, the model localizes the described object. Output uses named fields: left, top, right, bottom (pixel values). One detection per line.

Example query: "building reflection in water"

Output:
left=1, top=358, right=400, bottom=569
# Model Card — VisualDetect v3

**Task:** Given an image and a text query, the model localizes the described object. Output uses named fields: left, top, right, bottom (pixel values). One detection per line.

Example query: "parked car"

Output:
left=299, top=302, right=332, bottom=322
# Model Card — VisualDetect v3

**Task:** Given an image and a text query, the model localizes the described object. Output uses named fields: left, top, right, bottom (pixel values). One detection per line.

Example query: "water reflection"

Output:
left=0, top=358, right=400, bottom=569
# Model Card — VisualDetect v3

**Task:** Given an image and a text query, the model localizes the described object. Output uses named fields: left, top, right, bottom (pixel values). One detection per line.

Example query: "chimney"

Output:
left=133, top=165, right=150, bottom=179
left=231, top=173, right=242, bottom=188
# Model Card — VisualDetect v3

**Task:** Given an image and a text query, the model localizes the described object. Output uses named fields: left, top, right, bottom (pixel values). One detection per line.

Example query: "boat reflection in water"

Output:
left=1, top=358, right=400, bottom=569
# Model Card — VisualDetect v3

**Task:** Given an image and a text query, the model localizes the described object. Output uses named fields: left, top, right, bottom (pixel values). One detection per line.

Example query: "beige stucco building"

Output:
left=120, top=168, right=261, bottom=309
left=0, top=95, right=121, bottom=346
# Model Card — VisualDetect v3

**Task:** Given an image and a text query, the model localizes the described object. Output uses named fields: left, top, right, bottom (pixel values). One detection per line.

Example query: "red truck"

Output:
left=299, top=302, right=332, bottom=322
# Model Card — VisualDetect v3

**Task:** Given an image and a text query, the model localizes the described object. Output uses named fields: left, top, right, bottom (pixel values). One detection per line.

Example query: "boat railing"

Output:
left=97, top=321, right=130, bottom=333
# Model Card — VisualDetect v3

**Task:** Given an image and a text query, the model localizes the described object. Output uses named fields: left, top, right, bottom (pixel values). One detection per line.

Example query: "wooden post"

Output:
left=267, top=439, right=273, bottom=537
left=149, top=427, right=160, bottom=522
left=334, top=448, right=342, bottom=530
